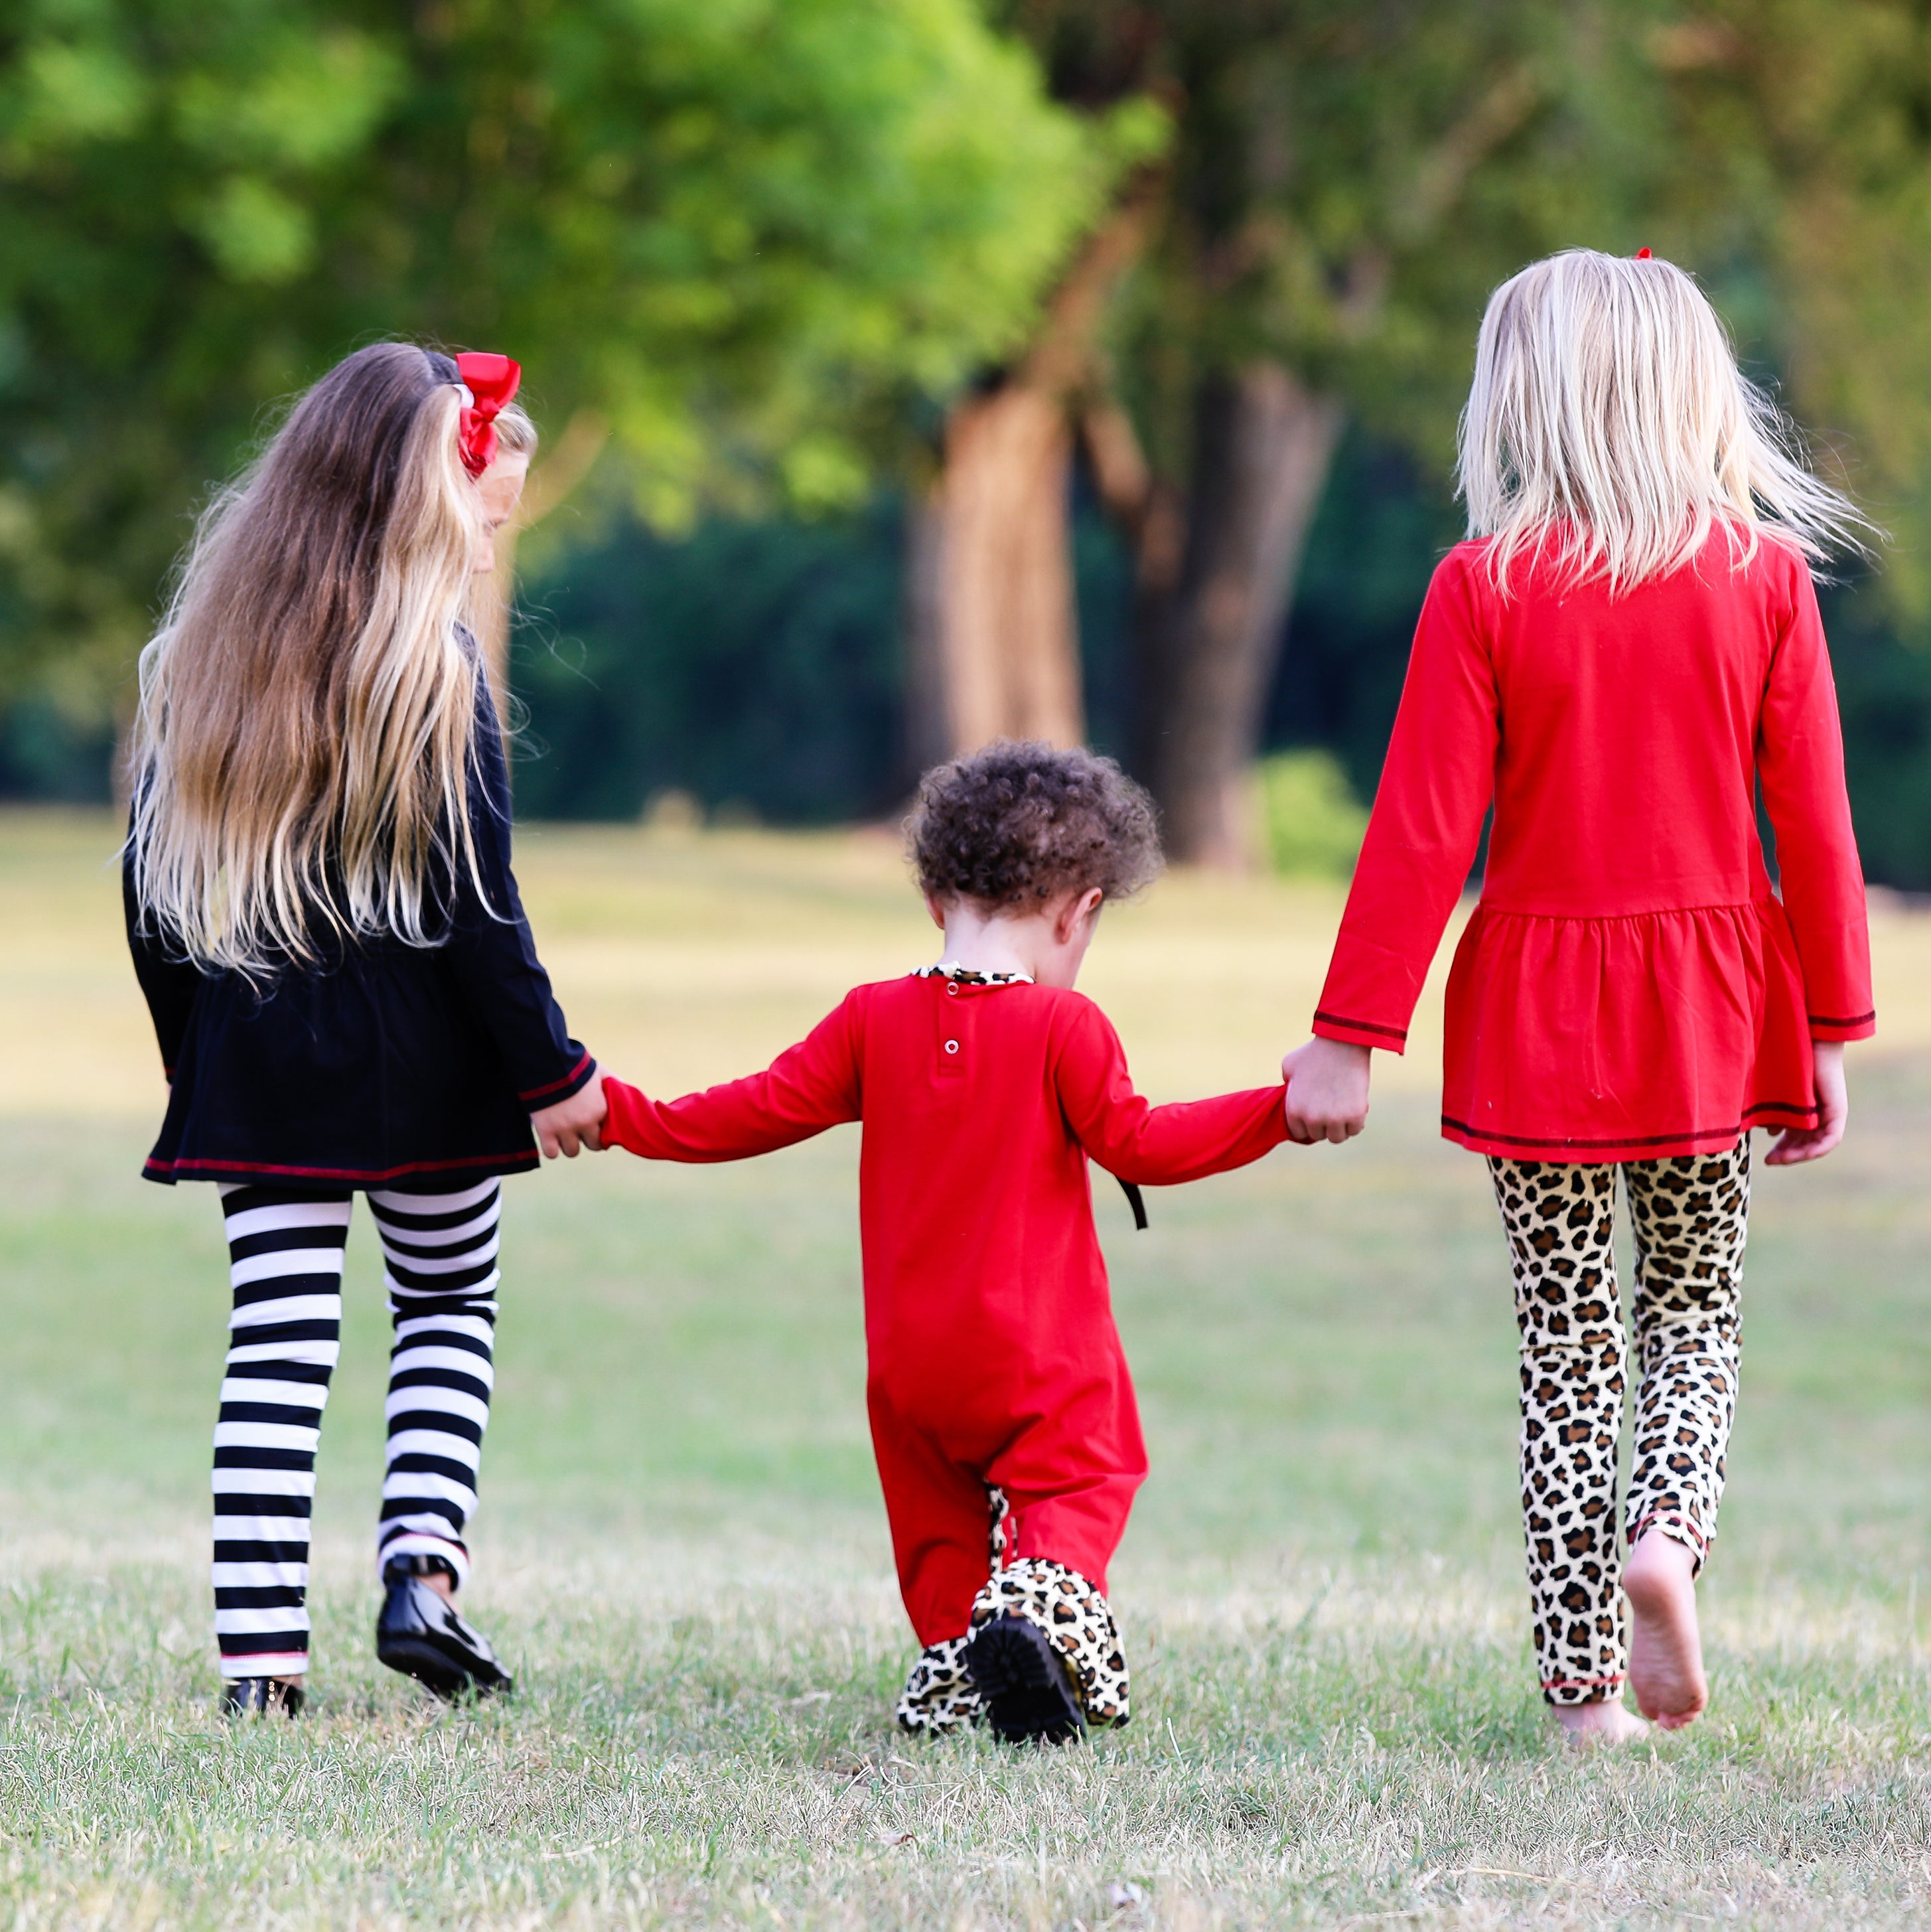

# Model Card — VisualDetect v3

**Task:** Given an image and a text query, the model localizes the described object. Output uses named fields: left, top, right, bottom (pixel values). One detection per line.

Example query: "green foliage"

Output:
left=509, top=486, right=1144, bottom=823
left=1009, top=3, right=1681, bottom=486
left=0, top=0, right=1115, bottom=709
left=1268, top=429, right=1467, bottom=803
left=512, top=502, right=908, bottom=824
left=1255, top=747, right=1368, bottom=880
left=1820, top=577, right=1931, bottom=889
left=512, top=433, right=1931, bottom=891
left=0, top=695, right=114, bottom=803
left=1652, top=3, right=1931, bottom=614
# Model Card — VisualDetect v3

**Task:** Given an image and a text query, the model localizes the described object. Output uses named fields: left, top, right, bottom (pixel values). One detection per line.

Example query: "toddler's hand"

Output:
left=1764, top=1039, right=1847, bottom=1166
left=1281, top=1038, right=1371, bottom=1145
left=532, top=1068, right=607, bottom=1158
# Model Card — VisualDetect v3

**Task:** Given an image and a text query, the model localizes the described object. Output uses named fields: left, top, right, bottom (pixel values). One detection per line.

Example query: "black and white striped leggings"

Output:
left=212, top=1178, right=502, bottom=1679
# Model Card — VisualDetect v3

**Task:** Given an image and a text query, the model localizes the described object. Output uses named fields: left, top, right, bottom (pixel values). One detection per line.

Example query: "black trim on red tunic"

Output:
left=1441, top=1095, right=1816, bottom=1153
left=1313, top=1010, right=1409, bottom=1043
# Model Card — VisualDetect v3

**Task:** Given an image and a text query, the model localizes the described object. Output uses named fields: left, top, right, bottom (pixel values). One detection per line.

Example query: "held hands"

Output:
left=532, top=1068, right=607, bottom=1158
left=1764, top=1040, right=1848, bottom=1167
left=1281, top=1037, right=1372, bottom=1145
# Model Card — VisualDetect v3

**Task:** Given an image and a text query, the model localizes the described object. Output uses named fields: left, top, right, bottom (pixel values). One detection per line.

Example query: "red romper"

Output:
left=1314, top=532, right=1875, bottom=1156
left=602, top=972, right=1286, bottom=1644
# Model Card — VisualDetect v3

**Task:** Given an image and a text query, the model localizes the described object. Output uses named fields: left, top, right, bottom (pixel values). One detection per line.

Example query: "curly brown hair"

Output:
left=907, top=739, right=1163, bottom=910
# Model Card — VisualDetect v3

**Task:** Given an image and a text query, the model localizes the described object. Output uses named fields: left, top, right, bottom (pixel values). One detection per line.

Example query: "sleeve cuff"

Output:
left=519, top=1047, right=597, bottom=1108
left=1311, top=1010, right=1409, bottom=1055
left=1808, top=1009, right=1876, bottom=1042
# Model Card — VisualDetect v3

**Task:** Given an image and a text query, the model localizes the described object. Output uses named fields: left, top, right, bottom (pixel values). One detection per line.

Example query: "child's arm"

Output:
left=603, top=995, right=863, bottom=1162
left=1307, top=556, right=1497, bottom=1059
left=1758, top=567, right=1876, bottom=1051
left=1758, top=567, right=1873, bottom=1167
left=1053, top=1000, right=1287, bottom=1185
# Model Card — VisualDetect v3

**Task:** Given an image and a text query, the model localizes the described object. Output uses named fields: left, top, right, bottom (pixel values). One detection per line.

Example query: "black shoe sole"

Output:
left=222, top=1678, right=305, bottom=1718
left=965, top=1613, right=1086, bottom=1745
left=376, top=1633, right=511, bottom=1702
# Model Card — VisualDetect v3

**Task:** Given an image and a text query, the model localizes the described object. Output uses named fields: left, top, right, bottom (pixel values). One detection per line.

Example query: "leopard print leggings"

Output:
left=894, top=1486, right=1131, bottom=1735
left=1489, top=1139, right=1751, bottom=1706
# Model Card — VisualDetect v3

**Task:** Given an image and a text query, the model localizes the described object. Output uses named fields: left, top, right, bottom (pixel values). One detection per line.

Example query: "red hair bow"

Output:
left=1635, top=246, right=1653, bottom=260
left=454, top=351, right=522, bottom=478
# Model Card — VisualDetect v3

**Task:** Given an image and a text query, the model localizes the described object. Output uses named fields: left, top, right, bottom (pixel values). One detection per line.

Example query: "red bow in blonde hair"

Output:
left=453, top=352, right=522, bottom=477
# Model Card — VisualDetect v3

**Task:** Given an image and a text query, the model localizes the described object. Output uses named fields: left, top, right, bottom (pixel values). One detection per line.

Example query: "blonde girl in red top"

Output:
left=1282, top=249, right=1875, bottom=1743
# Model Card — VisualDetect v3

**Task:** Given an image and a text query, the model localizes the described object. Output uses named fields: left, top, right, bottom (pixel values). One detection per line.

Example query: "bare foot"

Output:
left=1624, top=1528, right=1707, bottom=1729
left=1549, top=1698, right=1649, bottom=1746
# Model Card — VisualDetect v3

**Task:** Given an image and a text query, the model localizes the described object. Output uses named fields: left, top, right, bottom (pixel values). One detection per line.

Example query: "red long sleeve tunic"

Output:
left=602, top=972, right=1287, bottom=1626
left=1314, top=532, right=1874, bottom=1160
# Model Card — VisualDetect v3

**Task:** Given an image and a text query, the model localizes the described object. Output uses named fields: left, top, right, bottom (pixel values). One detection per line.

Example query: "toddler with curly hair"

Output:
left=599, top=741, right=1291, bottom=1743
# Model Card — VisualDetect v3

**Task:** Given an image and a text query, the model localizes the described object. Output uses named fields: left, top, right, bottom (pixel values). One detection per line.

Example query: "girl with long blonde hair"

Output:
left=1280, top=249, right=1875, bottom=1741
left=125, top=342, right=605, bottom=1716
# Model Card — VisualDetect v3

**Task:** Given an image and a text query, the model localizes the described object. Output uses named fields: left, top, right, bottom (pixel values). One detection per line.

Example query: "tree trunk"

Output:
left=903, top=189, right=1159, bottom=772
left=904, top=382, right=1083, bottom=764
left=1131, top=362, right=1343, bottom=867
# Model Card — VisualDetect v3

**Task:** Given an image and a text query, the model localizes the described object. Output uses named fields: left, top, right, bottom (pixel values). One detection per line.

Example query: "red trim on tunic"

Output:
left=517, top=1050, right=593, bottom=1103
left=145, top=1150, right=535, bottom=1182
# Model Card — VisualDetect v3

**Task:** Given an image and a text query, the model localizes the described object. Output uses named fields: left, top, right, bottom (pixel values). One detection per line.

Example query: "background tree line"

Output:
left=7, top=1, right=1931, bottom=883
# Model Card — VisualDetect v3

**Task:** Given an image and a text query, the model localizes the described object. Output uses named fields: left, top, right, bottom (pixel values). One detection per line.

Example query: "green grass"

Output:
left=5, top=812, right=1931, bottom=1927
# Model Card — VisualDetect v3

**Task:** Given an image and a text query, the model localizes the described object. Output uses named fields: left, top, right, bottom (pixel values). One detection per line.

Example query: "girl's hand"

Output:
left=532, top=1069, right=607, bottom=1158
left=1764, top=1040, right=1847, bottom=1167
left=1281, top=1038, right=1372, bottom=1145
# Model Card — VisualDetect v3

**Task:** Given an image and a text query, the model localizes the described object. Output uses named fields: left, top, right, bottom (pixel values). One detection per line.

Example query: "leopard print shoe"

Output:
left=967, top=1557, right=1131, bottom=1734
left=894, top=1633, right=984, bottom=1735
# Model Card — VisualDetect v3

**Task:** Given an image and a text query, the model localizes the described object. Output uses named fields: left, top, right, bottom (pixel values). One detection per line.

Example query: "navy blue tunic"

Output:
left=125, top=680, right=594, bottom=1193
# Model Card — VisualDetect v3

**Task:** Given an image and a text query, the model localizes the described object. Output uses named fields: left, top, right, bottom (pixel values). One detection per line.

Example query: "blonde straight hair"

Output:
left=128, top=343, right=490, bottom=973
left=1458, top=248, right=1871, bottom=594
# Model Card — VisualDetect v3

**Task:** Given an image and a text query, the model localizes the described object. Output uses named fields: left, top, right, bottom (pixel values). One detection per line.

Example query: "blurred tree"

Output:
left=512, top=500, right=907, bottom=824
left=509, top=477, right=1138, bottom=825
left=0, top=0, right=1114, bottom=728
left=1650, top=4, right=1931, bottom=605
left=964, top=1, right=1931, bottom=869
left=944, top=1, right=1678, bottom=865
left=903, top=155, right=1161, bottom=769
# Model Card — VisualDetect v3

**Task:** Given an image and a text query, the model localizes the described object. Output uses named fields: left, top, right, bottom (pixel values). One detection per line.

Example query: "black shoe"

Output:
left=965, top=1612, right=1087, bottom=1745
left=222, top=1676, right=305, bottom=1718
left=376, top=1557, right=514, bottom=1702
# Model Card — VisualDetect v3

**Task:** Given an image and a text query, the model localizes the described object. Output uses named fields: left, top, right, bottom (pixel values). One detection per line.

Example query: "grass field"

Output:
left=6, top=807, right=1931, bottom=1929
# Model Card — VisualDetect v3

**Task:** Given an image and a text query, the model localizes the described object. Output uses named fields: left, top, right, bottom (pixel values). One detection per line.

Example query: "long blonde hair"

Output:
left=1458, top=248, right=1871, bottom=594
left=128, top=342, right=489, bottom=973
